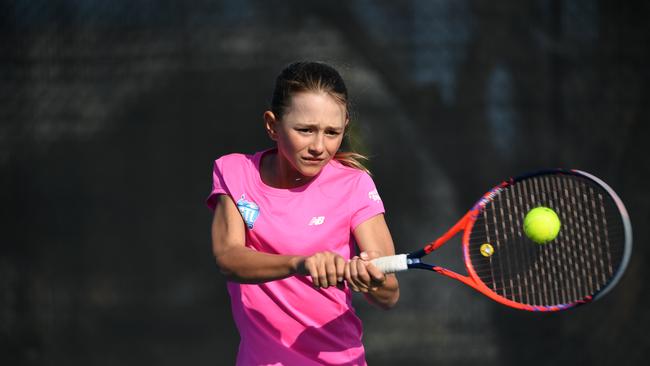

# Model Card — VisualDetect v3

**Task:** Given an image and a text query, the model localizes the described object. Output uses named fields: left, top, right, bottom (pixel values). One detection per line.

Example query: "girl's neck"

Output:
left=260, top=150, right=313, bottom=189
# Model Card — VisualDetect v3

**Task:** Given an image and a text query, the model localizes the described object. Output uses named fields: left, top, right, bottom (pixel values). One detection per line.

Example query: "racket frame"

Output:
left=392, top=169, right=632, bottom=311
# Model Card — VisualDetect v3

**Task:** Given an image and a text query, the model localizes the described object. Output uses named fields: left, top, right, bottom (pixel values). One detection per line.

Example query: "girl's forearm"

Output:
left=364, top=275, right=399, bottom=309
left=216, top=246, right=305, bottom=283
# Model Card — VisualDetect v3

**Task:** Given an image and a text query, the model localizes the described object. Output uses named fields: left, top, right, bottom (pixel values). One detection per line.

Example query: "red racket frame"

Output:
left=402, top=169, right=632, bottom=312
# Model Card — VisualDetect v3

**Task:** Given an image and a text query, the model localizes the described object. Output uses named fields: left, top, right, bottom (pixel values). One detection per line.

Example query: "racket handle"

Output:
left=370, top=254, right=408, bottom=273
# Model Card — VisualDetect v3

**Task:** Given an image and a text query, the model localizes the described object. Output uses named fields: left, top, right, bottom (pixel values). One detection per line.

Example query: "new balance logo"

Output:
left=308, top=216, right=325, bottom=226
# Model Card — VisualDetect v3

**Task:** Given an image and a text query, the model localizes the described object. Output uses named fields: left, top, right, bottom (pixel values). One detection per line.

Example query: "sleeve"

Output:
left=350, top=172, right=386, bottom=230
left=206, top=157, right=230, bottom=211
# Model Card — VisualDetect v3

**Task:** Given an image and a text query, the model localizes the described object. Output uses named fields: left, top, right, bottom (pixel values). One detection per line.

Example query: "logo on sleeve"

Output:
left=368, top=189, right=381, bottom=202
left=236, top=194, right=260, bottom=229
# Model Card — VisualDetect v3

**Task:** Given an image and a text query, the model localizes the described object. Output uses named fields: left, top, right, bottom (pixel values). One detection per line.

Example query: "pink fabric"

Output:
left=207, top=149, right=385, bottom=366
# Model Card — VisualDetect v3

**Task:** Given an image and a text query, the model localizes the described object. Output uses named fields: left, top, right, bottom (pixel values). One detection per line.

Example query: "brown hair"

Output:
left=270, top=61, right=370, bottom=173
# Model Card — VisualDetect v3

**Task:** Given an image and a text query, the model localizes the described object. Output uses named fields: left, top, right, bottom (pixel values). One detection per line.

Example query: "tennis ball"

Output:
left=523, top=207, right=561, bottom=244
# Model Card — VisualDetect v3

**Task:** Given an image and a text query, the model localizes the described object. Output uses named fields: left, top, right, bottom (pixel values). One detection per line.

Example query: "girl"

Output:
left=207, top=61, right=399, bottom=365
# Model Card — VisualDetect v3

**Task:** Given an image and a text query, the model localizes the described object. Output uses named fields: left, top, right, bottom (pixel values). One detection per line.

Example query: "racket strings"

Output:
left=467, top=174, right=625, bottom=307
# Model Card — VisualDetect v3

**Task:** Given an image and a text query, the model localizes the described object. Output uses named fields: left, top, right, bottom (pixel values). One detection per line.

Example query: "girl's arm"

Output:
left=211, top=194, right=345, bottom=287
left=347, top=214, right=400, bottom=309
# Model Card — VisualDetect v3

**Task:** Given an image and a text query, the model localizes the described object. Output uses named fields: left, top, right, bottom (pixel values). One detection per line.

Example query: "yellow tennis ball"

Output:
left=523, top=206, right=561, bottom=244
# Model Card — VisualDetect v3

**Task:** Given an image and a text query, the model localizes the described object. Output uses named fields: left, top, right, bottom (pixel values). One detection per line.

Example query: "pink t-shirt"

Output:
left=207, top=149, right=385, bottom=366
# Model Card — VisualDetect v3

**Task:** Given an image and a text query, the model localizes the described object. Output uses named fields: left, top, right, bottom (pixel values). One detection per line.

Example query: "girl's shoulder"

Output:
left=319, top=159, right=376, bottom=197
left=215, top=151, right=254, bottom=164
left=326, top=158, right=372, bottom=181
left=214, top=151, right=261, bottom=171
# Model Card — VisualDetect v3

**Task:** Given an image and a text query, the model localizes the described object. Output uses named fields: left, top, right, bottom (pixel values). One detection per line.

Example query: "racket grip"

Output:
left=370, top=254, right=408, bottom=273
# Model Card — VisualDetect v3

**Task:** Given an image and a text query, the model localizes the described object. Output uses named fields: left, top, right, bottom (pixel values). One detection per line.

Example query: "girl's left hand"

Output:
left=345, top=251, right=386, bottom=292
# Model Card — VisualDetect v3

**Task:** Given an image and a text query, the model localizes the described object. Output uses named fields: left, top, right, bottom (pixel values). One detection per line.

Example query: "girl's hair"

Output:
left=270, top=61, right=370, bottom=174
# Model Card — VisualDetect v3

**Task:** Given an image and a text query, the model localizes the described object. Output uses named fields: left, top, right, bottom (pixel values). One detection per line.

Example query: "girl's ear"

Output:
left=264, top=111, right=278, bottom=141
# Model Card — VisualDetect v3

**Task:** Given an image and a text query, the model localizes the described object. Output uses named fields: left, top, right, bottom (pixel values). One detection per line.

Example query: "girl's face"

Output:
left=266, top=91, right=348, bottom=179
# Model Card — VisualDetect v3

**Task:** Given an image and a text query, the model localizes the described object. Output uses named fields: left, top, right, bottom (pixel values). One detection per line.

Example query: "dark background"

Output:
left=1, top=1, right=649, bottom=365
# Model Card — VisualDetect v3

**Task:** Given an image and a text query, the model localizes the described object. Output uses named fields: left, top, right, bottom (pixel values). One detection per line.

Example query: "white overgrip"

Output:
left=370, top=254, right=409, bottom=273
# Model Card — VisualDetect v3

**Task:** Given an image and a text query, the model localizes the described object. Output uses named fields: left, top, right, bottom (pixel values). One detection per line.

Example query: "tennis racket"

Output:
left=372, top=169, right=632, bottom=311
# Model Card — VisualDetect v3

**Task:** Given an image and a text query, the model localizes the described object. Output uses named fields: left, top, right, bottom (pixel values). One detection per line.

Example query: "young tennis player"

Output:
left=207, top=61, right=399, bottom=365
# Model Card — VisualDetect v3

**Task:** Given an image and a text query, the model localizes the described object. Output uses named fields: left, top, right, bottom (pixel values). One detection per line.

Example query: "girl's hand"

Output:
left=345, top=251, right=386, bottom=293
left=297, top=251, right=346, bottom=289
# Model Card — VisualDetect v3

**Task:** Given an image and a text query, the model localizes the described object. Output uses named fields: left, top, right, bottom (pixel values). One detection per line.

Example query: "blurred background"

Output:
left=1, top=0, right=649, bottom=365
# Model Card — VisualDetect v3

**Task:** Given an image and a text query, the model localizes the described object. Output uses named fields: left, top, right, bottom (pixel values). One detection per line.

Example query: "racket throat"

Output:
left=408, top=259, right=438, bottom=271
